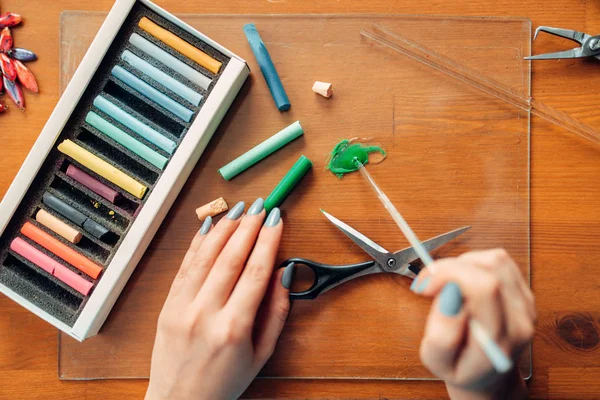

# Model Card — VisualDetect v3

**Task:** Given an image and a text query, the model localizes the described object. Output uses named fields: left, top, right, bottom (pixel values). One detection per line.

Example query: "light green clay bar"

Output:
left=219, top=121, right=304, bottom=180
left=326, top=139, right=386, bottom=178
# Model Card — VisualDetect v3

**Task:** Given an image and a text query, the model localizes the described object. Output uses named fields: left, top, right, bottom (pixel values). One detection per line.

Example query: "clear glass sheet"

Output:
left=58, top=13, right=531, bottom=381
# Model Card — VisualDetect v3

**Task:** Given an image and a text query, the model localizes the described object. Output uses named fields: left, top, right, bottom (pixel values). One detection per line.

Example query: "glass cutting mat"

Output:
left=58, top=13, right=531, bottom=381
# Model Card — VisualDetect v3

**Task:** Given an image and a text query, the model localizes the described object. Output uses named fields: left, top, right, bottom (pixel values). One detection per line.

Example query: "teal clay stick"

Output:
left=264, top=155, right=313, bottom=213
left=243, top=23, right=291, bottom=111
left=93, top=95, right=176, bottom=154
left=85, top=111, right=168, bottom=169
left=219, top=121, right=304, bottom=180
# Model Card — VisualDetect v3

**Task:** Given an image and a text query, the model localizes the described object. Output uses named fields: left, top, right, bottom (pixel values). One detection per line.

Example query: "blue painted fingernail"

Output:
left=227, top=201, right=245, bottom=220
left=439, top=282, right=463, bottom=316
left=248, top=198, right=264, bottom=215
left=410, top=278, right=419, bottom=292
left=415, top=276, right=431, bottom=293
left=265, top=207, right=281, bottom=227
left=199, top=216, right=212, bottom=235
left=281, top=262, right=295, bottom=289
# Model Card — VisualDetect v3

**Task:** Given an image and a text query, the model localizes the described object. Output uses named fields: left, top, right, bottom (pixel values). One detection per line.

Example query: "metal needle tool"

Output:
left=355, top=160, right=513, bottom=373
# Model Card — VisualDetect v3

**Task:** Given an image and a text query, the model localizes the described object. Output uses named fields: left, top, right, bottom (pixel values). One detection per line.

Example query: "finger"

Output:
left=227, top=208, right=283, bottom=321
left=417, top=258, right=506, bottom=339
left=176, top=201, right=246, bottom=303
left=196, top=198, right=265, bottom=308
left=459, top=249, right=536, bottom=321
left=253, top=266, right=292, bottom=367
left=420, top=282, right=468, bottom=380
left=166, top=216, right=213, bottom=300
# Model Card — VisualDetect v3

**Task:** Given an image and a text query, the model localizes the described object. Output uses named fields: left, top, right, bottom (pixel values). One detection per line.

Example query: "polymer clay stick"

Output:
left=42, top=192, right=110, bottom=240
left=57, top=140, right=147, bottom=199
left=36, top=209, right=83, bottom=244
left=21, top=222, right=102, bottom=279
left=264, top=155, right=313, bottom=213
left=219, top=121, right=304, bottom=180
left=66, top=164, right=120, bottom=203
left=10, top=237, right=94, bottom=295
left=195, top=197, right=228, bottom=220
left=111, top=66, right=194, bottom=122
left=243, top=23, right=290, bottom=111
left=93, top=96, right=176, bottom=154
left=138, top=17, right=222, bottom=74
left=121, top=51, right=203, bottom=106
left=312, top=81, right=333, bottom=98
left=129, top=33, right=212, bottom=90
left=85, top=111, right=168, bottom=170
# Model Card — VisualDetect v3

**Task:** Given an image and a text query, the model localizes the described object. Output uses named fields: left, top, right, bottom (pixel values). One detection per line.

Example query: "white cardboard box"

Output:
left=0, top=0, right=249, bottom=341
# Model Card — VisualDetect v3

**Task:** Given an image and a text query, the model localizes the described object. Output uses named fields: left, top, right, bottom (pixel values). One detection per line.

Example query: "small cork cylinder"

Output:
left=312, top=81, right=333, bottom=98
left=196, top=197, right=229, bottom=221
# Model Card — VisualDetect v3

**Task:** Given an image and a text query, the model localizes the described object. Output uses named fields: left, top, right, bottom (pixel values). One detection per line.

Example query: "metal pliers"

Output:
left=525, top=26, right=600, bottom=60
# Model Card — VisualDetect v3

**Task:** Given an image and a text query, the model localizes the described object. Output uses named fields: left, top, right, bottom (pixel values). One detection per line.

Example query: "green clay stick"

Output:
left=264, top=155, right=312, bottom=213
left=85, top=111, right=168, bottom=170
left=219, top=121, right=304, bottom=180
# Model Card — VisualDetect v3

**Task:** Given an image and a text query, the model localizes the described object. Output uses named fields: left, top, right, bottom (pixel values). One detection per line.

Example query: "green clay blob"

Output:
left=326, top=139, right=386, bottom=178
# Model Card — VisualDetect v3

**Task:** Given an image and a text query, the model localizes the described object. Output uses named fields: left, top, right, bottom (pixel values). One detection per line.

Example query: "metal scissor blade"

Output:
left=321, top=210, right=390, bottom=266
left=393, top=225, right=472, bottom=266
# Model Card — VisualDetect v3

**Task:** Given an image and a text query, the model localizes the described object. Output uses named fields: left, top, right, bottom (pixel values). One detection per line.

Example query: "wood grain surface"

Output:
left=1, top=0, right=599, bottom=399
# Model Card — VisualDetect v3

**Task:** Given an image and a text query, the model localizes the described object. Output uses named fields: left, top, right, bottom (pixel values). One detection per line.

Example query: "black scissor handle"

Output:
left=278, top=258, right=376, bottom=300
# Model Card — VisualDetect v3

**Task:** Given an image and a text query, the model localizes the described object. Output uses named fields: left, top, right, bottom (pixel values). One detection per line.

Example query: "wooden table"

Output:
left=1, top=0, right=599, bottom=398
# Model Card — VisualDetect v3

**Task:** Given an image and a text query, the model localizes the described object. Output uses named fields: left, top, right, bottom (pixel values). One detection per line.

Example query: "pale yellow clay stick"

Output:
left=36, top=209, right=83, bottom=244
left=138, top=17, right=222, bottom=74
left=57, top=140, right=147, bottom=199
left=312, top=81, right=333, bottom=98
left=196, top=197, right=229, bottom=221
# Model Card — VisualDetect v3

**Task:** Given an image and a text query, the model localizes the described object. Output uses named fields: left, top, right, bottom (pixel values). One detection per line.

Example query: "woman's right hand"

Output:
left=411, top=249, right=536, bottom=400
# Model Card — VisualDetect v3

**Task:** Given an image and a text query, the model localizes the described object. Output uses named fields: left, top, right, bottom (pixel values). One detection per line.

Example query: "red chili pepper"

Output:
left=0, top=53, right=17, bottom=81
left=14, top=59, right=38, bottom=92
left=0, top=27, right=13, bottom=52
left=0, top=103, right=7, bottom=113
left=0, top=12, right=22, bottom=29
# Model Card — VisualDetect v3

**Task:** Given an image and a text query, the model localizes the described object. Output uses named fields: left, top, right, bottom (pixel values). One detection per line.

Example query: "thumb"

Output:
left=420, top=282, right=468, bottom=380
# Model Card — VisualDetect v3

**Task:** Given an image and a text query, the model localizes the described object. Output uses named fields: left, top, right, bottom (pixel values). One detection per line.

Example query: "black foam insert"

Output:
left=0, top=1, right=231, bottom=327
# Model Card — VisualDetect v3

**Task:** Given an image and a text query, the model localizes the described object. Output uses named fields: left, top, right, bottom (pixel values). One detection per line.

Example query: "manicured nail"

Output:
left=248, top=198, right=264, bottom=215
left=411, top=276, right=430, bottom=293
left=265, top=207, right=281, bottom=227
left=439, top=282, right=463, bottom=316
left=199, top=216, right=212, bottom=235
left=227, top=201, right=245, bottom=220
left=281, top=262, right=295, bottom=289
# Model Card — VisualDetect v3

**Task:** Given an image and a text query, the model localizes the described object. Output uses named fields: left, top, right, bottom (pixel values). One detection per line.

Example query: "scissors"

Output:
left=279, top=210, right=470, bottom=300
left=525, top=26, right=600, bottom=60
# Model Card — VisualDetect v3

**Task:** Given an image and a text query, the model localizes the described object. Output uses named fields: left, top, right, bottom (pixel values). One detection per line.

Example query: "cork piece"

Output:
left=195, top=197, right=229, bottom=221
left=312, top=81, right=333, bottom=98
left=36, top=209, right=83, bottom=244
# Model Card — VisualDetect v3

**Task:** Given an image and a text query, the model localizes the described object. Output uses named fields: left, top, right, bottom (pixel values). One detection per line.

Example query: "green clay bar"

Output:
left=264, top=155, right=313, bottom=213
left=326, top=139, right=386, bottom=178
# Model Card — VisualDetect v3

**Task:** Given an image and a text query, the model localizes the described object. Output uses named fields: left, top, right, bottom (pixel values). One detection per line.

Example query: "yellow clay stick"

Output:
left=138, top=17, right=222, bottom=74
left=57, top=140, right=147, bottom=199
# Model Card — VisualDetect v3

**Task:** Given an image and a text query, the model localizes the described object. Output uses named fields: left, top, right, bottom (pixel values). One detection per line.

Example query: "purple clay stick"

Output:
left=66, top=164, right=120, bottom=203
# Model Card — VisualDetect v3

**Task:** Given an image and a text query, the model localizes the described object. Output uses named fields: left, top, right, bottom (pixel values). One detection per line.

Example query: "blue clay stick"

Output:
left=243, top=23, right=291, bottom=111
left=111, top=66, right=194, bottom=122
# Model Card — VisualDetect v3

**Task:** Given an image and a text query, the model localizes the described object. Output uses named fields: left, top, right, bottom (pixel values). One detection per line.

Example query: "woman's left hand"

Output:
left=146, top=199, right=292, bottom=400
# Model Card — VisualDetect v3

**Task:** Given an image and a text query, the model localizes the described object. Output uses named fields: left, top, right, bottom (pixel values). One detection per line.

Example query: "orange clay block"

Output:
left=138, top=17, right=222, bottom=74
left=195, top=197, right=228, bottom=220
left=36, top=209, right=83, bottom=244
left=21, top=222, right=102, bottom=279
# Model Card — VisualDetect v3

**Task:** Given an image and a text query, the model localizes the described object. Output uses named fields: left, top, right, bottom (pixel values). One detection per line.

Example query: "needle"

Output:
left=355, top=160, right=513, bottom=374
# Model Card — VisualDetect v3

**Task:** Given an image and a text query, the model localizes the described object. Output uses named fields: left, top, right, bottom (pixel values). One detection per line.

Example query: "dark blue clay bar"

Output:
left=243, top=23, right=291, bottom=112
left=42, top=192, right=110, bottom=240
